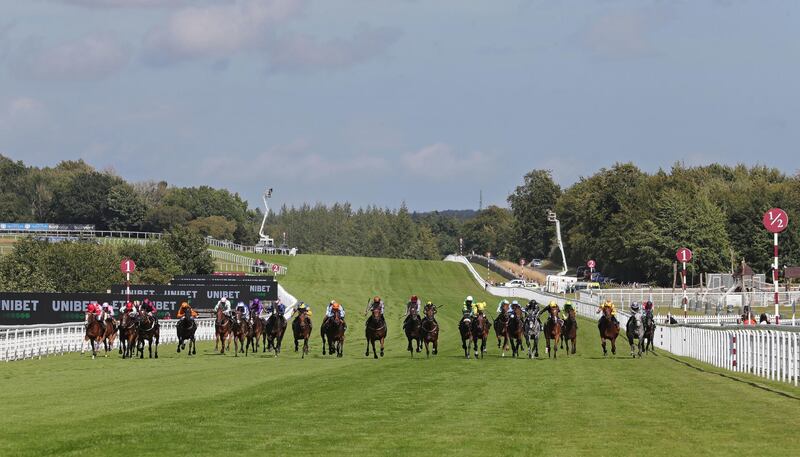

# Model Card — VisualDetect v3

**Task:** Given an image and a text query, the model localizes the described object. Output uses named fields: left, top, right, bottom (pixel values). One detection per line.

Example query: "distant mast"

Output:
left=479, top=189, right=483, bottom=211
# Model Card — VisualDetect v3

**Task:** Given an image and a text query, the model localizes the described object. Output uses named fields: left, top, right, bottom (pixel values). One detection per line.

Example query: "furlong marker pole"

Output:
left=773, top=232, right=780, bottom=325
left=682, top=261, right=687, bottom=320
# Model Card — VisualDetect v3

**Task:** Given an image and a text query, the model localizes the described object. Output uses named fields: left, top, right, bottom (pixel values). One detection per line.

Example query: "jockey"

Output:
left=323, top=300, right=347, bottom=331
left=122, top=301, right=135, bottom=315
left=403, top=295, right=422, bottom=329
left=496, top=299, right=511, bottom=317
left=597, top=298, right=619, bottom=326
left=365, top=296, right=385, bottom=326
left=643, top=300, right=654, bottom=314
left=100, top=302, right=115, bottom=322
left=510, top=300, right=522, bottom=317
left=85, top=302, right=103, bottom=329
left=234, top=301, right=248, bottom=324
left=249, top=298, right=263, bottom=320
left=423, top=301, right=438, bottom=325
left=561, top=301, right=574, bottom=319
left=214, top=297, right=232, bottom=317
left=473, top=301, right=488, bottom=318
left=461, top=296, right=475, bottom=320
left=177, top=301, right=198, bottom=320
left=292, top=302, right=312, bottom=318
left=140, top=299, right=158, bottom=322
left=539, top=300, right=562, bottom=324
left=525, top=299, right=539, bottom=316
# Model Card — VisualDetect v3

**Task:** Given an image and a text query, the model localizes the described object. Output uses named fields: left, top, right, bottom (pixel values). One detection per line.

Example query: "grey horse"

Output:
left=523, top=303, right=542, bottom=358
left=626, top=304, right=645, bottom=358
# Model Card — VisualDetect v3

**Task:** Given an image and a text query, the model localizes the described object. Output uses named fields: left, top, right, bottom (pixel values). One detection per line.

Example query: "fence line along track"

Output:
left=446, top=255, right=799, bottom=386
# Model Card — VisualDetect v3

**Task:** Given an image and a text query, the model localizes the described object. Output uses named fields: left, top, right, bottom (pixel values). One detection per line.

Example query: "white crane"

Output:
left=547, top=209, right=568, bottom=276
left=255, top=187, right=275, bottom=253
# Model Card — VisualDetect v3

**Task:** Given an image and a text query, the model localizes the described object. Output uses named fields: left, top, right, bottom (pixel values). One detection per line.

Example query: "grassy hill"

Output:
left=0, top=254, right=798, bottom=457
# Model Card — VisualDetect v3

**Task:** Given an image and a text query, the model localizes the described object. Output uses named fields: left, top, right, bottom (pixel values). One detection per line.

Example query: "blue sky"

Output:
left=1, top=0, right=798, bottom=211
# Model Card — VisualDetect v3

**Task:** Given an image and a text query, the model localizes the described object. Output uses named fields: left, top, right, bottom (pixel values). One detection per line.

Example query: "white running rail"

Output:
left=446, top=255, right=799, bottom=386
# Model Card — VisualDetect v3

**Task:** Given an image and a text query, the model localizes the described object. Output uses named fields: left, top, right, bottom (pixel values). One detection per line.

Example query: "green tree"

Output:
left=507, top=169, right=561, bottom=259
left=162, top=226, right=214, bottom=274
left=105, top=184, right=147, bottom=231
left=188, top=215, right=237, bottom=240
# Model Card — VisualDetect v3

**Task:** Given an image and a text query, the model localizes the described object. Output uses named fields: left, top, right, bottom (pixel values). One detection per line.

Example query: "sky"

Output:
left=1, top=0, right=799, bottom=212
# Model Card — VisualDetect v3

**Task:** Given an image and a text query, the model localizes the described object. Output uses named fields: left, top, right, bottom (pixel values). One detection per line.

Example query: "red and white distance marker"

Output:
left=271, top=263, right=280, bottom=273
left=587, top=259, right=596, bottom=269
left=676, top=248, right=692, bottom=263
left=120, top=258, right=136, bottom=274
left=763, top=208, right=788, bottom=234
left=764, top=208, right=789, bottom=324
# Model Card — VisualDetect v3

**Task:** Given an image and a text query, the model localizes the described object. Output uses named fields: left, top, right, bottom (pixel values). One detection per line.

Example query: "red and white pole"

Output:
left=682, top=261, right=688, bottom=319
left=773, top=232, right=780, bottom=325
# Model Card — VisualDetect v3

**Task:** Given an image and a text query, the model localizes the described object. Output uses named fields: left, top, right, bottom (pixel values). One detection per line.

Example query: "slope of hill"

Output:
left=0, top=254, right=797, bottom=457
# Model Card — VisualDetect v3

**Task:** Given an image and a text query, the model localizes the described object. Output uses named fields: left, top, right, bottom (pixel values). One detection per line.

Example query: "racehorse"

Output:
left=523, top=310, right=542, bottom=359
left=83, top=313, right=105, bottom=359
left=494, top=311, right=510, bottom=356
left=102, top=315, right=117, bottom=355
left=365, top=307, right=386, bottom=359
left=598, top=307, right=620, bottom=356
left=246, top=309, right=265, bottom=354
left=231, top=315, right=250, bottom=357
left=507, top=307, right=525, bottom=358
left=118, top=311, right=137, bottom=359
left=265, top=312, right=287, bottom=357
left=404, top=307, right=422, bottom=357
left=321, top=309, right=345, bottom=357
left=561, top=307, right=577, bottom=355
left=176, top=313, right=197, bottom=356
left=626, top=312, right=645, bottom=358
left=642, top=310, right=656, bottom=353
left=542, top=305, right=561, bottom=359
left=215, top=308, right=232, bottom=354
left=421, top=305, right=439, bottom=358
left=459, top=316, right=473, bottom=359
left=471, top=313, right=490, bottom=359
left=136, top=313, right=160, bottom=359
left=292, top=311, right=312, bottom=358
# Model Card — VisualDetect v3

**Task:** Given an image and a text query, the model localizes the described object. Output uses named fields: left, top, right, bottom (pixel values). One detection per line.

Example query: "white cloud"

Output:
left=55, top=0, right=186, bottom=7
left=266, top=25, right=401, bottom=73
left=0, top=97, right=48, bottom=132
left=197, top=140, right=389, bottom=183
left=401, top=143, right=494, bottom=179
left=580, top=9, right=662, bottom=60
left=142, top=0, right=306, bottom=64
left=13, top=33, right=130, bottom=81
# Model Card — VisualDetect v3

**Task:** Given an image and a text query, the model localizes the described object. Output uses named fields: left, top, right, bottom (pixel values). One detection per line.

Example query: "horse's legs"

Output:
left=473, top=337, right=479, bottom=359
left=365, top=338, right=371, bottom=357
left=379, top=337, right=384, bottom=357
left=611, top=337, right=617, bottom=355
left=407, top=336, right=412, bottom=354
left=462, top=339, right=469, bottom=359
left=416, top=337, right=421, bottom=353
left=433, top=338, right=438, bottom=355
left=177, top=337, right=182, bottom=353
left=372, top=339, right=379, bottom=359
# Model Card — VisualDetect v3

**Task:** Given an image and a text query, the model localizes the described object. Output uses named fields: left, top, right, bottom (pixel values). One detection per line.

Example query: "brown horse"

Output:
left=231, top=314, right=250, bottom=357
left=215, top=308, right=232, bottom=354
left=102, top=315, right=117, bottom=354
left=597, top=306, right=620, bottom=356
left=561, top=307, right=577, bottom=355
left=494, top=311, right=510, bottom=356
left=459, top=315, right=473, bottom=359
left=365, top=307, right=386, bottom=359
left=246, top=310, right=265, bottom=354
left=118, top=311, right=137, bottom=359
left=176, top=314, right=197, bottom=356
left=421, top=306, right=439, bottom=358
left=542, top=306, right=561, bottom=359
left=471, top=312, right=491, bottom=359
left=265, top=312, right=287, bottom=357
left=507, top=307, right=525, bottom=358
left=136, top=313, right=160, bottom=359
left=404, top=308, right=422, bottom=357
left=83, top=313, right=105, bottom=359
left=321, top=310, right=345, bottom=357
left=292, top=311, right=312, bottom=358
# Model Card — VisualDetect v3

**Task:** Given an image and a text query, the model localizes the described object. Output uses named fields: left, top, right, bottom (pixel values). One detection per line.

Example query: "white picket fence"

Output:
left=209, top=249, right=287, bottom=275
left=446, top=255, right=800, bottom=386
left=0, top=319, right=217, bottom=362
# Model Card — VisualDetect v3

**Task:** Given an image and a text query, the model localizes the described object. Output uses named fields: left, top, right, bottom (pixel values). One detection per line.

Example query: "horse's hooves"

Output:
left=365, top=351, right=369, bottom=357
left=501, top=353, right=505, bottom=358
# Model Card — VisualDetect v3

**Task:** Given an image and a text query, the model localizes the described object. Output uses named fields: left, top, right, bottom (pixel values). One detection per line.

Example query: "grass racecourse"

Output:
left=1, top=254, right=799, bottom=456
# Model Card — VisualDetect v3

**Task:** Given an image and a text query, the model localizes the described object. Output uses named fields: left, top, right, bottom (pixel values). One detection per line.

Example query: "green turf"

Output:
left=1, top=254, right=798, bottom=457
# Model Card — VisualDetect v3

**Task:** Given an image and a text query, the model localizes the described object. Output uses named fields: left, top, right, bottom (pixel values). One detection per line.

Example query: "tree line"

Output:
left=0, top=227, right=214, bottom=292
left=2, top=154, right=798, bottom=286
